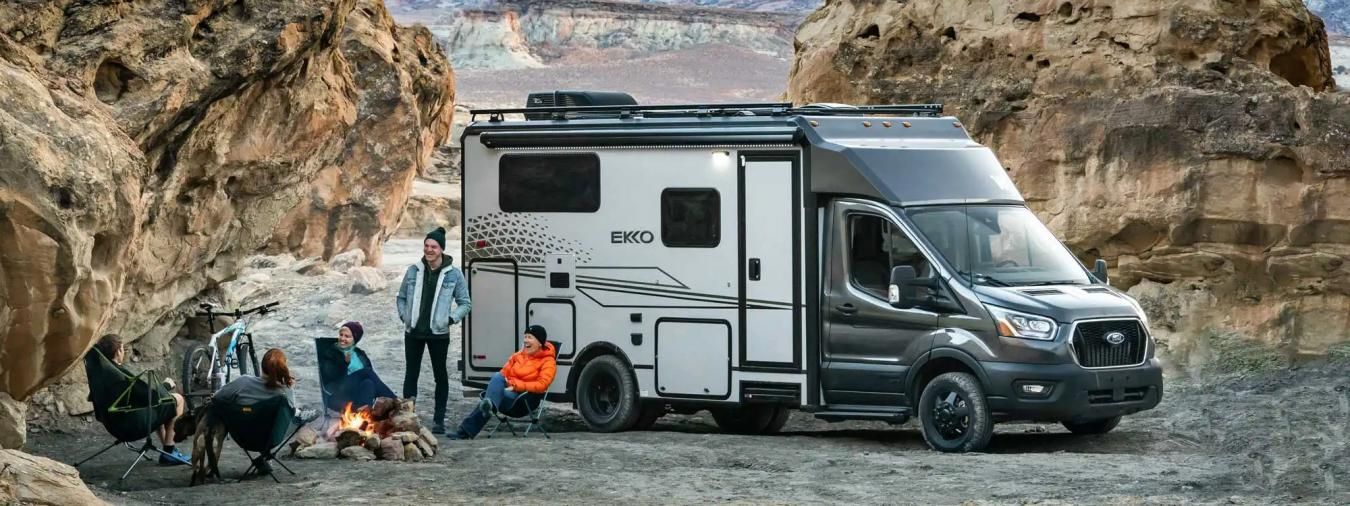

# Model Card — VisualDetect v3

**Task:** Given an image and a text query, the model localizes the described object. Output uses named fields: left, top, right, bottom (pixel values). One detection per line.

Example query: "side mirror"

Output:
left=1093, top=259, right=1109, bottom=285
left=888, top=266, right=919, bottom=308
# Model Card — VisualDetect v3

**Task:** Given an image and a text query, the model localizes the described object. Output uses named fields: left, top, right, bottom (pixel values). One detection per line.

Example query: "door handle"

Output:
left=836, top=303, right=857, bottom=315
left=748, top=258, right=761, bottom=281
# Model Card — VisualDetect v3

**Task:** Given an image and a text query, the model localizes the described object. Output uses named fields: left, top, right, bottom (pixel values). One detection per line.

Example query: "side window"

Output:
left=661, top=188, right=720, bottom=247
left=499, top=153, right=600, bottom=213
left=849, top=214, right=929, bottom=298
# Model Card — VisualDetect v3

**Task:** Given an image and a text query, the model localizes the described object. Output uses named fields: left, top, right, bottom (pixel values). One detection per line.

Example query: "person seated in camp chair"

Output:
left=317, top=321, right=396, bottom=411
left=450, top=325, right=556, bottom=440
left=93, top=334, right=192, bottom=466
left=213, top=348, right=315, bottom=475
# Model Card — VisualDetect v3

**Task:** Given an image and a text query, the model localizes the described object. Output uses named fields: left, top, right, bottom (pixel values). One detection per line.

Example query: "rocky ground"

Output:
left=22, top=239, right=1350, bottom=505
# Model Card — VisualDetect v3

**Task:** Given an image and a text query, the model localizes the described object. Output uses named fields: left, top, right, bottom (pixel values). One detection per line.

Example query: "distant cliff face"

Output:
left=408, top=0, right=802, bottom=70
left=790, top=0, right=1350, bottom=368
left=389, top=0, right=822, bottom=13
left=1308, top=0, right=1349, bottom=34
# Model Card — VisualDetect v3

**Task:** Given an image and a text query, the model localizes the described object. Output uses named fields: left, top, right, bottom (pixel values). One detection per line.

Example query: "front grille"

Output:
left=1072, top=319, right=1147, bottom=368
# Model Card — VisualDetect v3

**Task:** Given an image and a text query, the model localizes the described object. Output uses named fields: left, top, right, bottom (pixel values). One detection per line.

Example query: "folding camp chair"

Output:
left=484, top=340, right=559, bottom=439
left=212, top=395, right=302, bottom=483
left=74, top=348, right=181, bottom=480
left=315, top=337, right=342, bottom=422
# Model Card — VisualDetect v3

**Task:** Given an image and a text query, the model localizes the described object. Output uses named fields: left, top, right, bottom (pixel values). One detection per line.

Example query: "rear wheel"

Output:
left=576, top=355, right=640, bottom=432
left=1062, top=416, right=1122, bottom=435
left=918, top=372, right=994, bottom=453
left=181, top=344, right=214, bottom=405
left=711, top=404, right=786, bottom=435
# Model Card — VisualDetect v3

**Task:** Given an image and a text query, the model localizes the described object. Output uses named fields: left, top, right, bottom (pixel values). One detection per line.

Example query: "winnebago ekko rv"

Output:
left=458, top=91, right=1163, bottom=452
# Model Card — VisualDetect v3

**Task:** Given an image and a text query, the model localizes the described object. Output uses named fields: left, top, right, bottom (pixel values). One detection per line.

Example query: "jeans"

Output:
left=336, top=368, right=396, bottom=409
left=455, top=373, right=520, bottom=439
left=403, top=335, right=450, bottom=423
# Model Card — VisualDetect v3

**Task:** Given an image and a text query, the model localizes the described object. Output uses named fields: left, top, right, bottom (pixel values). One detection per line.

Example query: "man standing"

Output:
left=397, top=226, right=472, bottom=433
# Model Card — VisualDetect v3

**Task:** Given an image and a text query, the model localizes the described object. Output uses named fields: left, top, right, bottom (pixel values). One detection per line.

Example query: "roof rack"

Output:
left=469, top=102, right=943, bottom=122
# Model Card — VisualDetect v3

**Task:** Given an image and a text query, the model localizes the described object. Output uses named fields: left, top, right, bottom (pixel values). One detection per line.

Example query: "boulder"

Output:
left=393, top=431, right=420, bottom=443
left=379, top=437, right=405, bottom=461
left=0, top=394, right=25, bottom=450
left=0, top=0, right=454, bottom=406
left=415, top=436, right=436, bottom=459
left=788, top=0, right=1350, bottom=364
left=419, top=426, right=439, bottom=449
left=348, top=267, right=387, bottom=295
left=404, top=442, right=423, bottom=461
left=339, top=445, right=376, bottom=461
left=0, top=450, right=105, bottom=505
left=329, top=249, right=367, bottom=274
left=295, top=442, right=339, bottom=460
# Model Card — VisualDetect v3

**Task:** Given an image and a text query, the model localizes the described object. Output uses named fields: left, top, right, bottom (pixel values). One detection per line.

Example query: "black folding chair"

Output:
left=212, top=396, right=302, bottom=483
left=315, top=337, right=343, bottom=419
left=74, top=348, right=180, bottom=480
left=484, top=340, right=559, bottom=439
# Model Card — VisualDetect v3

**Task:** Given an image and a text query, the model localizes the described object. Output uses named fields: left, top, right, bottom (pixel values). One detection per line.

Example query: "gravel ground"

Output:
left=24, top=240, right=1350, bottom=505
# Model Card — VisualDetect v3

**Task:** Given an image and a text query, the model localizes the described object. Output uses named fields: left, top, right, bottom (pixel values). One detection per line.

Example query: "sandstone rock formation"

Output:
left=789, top=0, right=1350, bottom=367
left=0, top=0, right=453, bottom=410
left=0, top=450, right=105, bottom=506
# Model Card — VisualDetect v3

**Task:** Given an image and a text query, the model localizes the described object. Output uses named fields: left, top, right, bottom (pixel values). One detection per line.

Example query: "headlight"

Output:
left=986, top=305, right=1057, bottom=341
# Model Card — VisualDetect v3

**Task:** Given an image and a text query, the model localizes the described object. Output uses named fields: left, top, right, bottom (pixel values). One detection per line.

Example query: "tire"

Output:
left=918, top=372, right=994, bottom=453
left=236, top=339, right=260, bottom=377
left=761, top=406, right=791, bottom=434
left=633, top=402, right=665, bottom=430
left=710, top=404, right=780, bottom=435
left=1062, top=416, right=1122, bottom=435
left=181, top=343, right=214, bottom=402
left=576, top=355, right=641, bottom=432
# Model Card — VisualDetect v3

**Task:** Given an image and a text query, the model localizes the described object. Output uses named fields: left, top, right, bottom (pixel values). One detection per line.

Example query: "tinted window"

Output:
left=500, top=153, right=600, bottom=212
left=661, top=188, right=720, bottom=247
left=849, top=214, right=930, bottom=298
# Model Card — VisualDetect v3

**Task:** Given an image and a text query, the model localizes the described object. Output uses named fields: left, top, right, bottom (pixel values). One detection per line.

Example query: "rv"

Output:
left=458, top=91, right=1163, bottom=452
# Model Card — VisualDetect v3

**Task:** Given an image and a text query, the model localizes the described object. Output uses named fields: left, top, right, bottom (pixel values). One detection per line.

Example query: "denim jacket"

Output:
left=396, top=260, right=471, bottom=337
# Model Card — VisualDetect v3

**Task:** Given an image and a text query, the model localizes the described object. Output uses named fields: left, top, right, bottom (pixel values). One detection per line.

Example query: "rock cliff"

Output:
left=789, top=0, right=1350, bottom=368
left=410, top=0, right=801, bottom=69
left=0, top=0, right=453, bottom=420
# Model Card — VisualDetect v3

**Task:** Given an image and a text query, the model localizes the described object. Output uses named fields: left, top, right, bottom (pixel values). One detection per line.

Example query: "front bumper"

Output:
left=982, top=358, right=1163, bottom=423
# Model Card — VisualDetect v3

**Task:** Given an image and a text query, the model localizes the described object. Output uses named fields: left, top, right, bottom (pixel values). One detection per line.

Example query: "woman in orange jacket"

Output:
left=450, top=325, right=556, bottom=439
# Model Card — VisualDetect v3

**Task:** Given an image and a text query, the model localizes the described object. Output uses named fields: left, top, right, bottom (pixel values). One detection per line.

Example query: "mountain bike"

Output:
left=181, top=301, right=279, bottom=403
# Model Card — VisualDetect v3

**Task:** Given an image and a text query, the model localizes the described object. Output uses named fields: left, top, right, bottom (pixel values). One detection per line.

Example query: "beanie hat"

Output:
left=425, top=227, right=447, bottom=250
left=525, top=325, right=548, bottom=347
left=341, top=321, right=364, bottom=343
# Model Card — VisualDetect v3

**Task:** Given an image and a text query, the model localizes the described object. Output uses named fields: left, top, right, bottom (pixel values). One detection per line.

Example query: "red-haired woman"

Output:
left=215, top=348, right=299, bottom=414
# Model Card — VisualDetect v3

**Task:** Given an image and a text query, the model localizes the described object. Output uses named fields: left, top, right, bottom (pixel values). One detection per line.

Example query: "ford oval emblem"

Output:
left=1104, top=331, right=1127, bottom=345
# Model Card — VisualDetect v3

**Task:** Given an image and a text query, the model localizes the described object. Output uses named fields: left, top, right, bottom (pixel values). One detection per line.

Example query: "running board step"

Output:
left=813, top=408, right=911, bottom=425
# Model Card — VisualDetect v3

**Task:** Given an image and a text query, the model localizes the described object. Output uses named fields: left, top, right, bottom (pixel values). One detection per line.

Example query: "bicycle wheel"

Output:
left=182, top=343, right=214, bottom=400
left=236, top=338, right=260, bottom=377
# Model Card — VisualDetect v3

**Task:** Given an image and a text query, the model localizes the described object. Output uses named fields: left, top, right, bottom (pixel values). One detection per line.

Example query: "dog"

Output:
left=187, top=400, right=227, bottom=486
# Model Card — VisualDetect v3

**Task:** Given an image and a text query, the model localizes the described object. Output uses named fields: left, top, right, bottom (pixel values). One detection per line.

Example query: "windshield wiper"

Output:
left=960, top=271, right=1013, bottom=287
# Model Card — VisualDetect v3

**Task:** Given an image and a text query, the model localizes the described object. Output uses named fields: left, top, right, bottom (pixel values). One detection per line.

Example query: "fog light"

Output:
left=1014, top=381, right=1054, bottom=398
left=1022, top=384, right=1047, bottom=395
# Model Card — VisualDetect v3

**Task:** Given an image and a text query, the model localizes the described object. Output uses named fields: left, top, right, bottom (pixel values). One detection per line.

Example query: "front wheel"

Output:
left=1062, top=416, right=1122, bottom=435
left=181, top=343, right=214, bottom=403
left=576, top=355, right=640, bottom=432
left=236, top=338, right=260, bottom=377
left=918, top=372, right=994, bottom=453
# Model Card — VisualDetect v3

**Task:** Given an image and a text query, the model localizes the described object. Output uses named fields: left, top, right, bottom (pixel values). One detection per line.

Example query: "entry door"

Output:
left=820, top=201, right=938, bottom=406
left=740, top=155, right=799, bottom=369
left=467, top=260, right=518, bottom=373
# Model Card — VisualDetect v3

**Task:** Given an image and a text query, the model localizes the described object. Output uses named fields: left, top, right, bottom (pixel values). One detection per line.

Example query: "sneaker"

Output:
left=158, top=448, right=191, bottom=466
left=295, top=407, right=320, bottom=424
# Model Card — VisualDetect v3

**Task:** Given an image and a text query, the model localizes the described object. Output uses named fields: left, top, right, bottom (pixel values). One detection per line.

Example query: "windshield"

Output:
left=906, top=205, right=1091, bottom=287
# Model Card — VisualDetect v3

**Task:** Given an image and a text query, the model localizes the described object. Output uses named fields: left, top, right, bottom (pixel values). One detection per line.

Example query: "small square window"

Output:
left=661, top=188, right=720, bottom=248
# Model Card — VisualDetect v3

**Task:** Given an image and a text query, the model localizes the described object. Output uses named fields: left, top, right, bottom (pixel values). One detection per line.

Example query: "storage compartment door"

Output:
left=468, top=260, right=518, bottom=371
left=655, top=319, right=730, bottom=399
left=526, top=299, right=575, bottom=359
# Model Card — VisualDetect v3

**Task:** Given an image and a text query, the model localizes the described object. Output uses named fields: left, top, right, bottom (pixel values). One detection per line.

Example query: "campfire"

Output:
left=290, top=398, right=439, bottom=461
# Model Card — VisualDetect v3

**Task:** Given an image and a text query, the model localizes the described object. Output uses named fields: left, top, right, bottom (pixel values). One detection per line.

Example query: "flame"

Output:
left=339, top=402, right=374, bottom=436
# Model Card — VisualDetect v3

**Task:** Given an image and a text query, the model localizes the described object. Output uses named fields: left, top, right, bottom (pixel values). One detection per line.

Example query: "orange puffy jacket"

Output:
left=501, top=341, right=556, bottom=394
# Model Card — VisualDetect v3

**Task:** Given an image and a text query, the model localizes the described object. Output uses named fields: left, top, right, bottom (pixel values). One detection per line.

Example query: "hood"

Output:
left=972, top=284, right=1143, bottom=324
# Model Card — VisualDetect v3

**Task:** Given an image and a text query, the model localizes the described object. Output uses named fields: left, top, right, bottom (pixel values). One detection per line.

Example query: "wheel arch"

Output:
left=907, top=347, right=990, bottom=405
left=565, top=341, right=634, bottom=404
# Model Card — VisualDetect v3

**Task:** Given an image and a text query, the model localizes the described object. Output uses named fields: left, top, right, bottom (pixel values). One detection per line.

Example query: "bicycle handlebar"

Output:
left=195, top=301, right=280, bottom=318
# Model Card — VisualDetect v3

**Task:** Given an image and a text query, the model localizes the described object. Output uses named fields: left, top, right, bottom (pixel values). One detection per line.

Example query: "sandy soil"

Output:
left=25, top=240, right=1350, bottom=505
